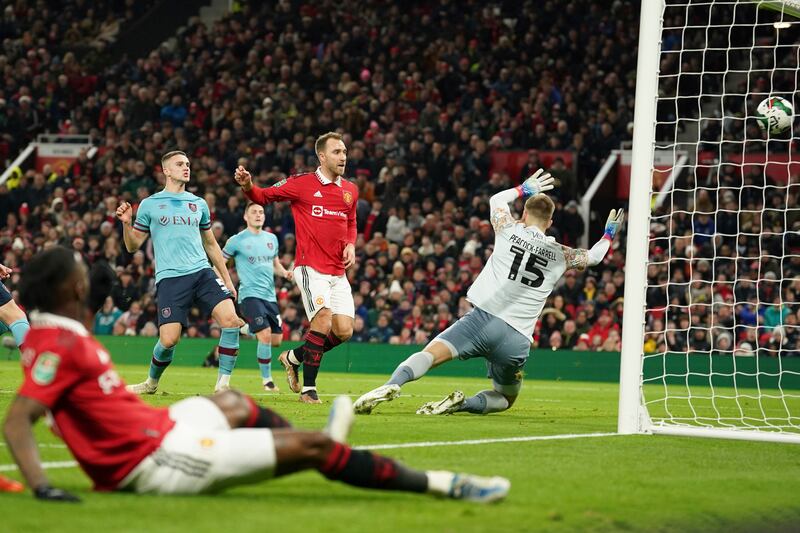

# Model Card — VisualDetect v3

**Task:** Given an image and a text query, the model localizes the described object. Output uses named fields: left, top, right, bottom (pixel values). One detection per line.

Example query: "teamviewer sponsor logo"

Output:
left=312, top=205, right=323, bottom=217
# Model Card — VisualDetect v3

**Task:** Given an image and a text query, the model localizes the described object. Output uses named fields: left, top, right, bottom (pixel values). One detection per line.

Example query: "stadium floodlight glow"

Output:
left=619, top=0, right=800, bottom=443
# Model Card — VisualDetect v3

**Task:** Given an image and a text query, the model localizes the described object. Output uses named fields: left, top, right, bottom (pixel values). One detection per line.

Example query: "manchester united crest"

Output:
left=343, top=191, right=353, bottom=206
left=188, top=203, right=197, bottom=212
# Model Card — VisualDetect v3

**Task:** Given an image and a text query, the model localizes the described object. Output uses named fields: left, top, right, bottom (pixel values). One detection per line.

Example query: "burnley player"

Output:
left=355, top=171, right=625, bottom=416
left=234, top=132, right=357, bottom=404
left=223, top=202, right=293, bottom=391
left=2, top=246, right=510, bottom=502
left=0, top=262, right=30, bottom=350
left=117, top=150, right=241, bottom=394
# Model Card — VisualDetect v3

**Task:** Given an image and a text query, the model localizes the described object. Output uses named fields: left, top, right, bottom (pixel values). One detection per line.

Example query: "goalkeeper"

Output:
left=355, top=170, right=625, bottom=415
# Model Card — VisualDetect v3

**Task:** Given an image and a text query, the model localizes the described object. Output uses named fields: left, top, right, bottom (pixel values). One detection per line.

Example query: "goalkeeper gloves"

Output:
left=517, top=169, right=555, bottom=198
left=603, top=209, right=625, bottom=240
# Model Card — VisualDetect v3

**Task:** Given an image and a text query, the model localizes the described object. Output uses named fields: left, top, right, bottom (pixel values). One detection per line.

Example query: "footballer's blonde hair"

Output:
left=315, top=132, right=343, bottom=156
left=161, top=150, right=187, bottom=166
left=525, top=194, right=555, bottom=224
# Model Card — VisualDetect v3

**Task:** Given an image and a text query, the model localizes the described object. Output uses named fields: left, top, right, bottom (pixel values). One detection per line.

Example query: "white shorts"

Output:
left=294, top=265, right=354, bottom=320
left=119, top=398, right=276, bottom=494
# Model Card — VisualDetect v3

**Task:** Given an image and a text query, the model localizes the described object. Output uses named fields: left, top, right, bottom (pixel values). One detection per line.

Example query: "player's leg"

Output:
left=241, top=297, right=279, bottom=391
left=0, top=286, right=29, bottom=348
left=322, top=274, right=355, bottom=352
left=283, top=266, right=334, bottom=403
left=419, top=315, right=530, bottom=415
left=255, top=327, right=278, bottom=391
left=354, top=309, right=488, bottom=414
left=200, top=269, right=241, bottom=391
left=128, top=276, right=192, bottom=394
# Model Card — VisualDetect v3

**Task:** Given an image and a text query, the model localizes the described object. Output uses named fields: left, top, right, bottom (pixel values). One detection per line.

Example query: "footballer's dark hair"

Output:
left=18, top=246, right=80, bottom=313
left=244, top=201, right=263, bottom=214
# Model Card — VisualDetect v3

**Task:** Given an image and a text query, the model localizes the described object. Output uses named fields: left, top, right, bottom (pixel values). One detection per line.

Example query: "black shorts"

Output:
left=0, top=284, right=11, bottom=307
left=240, top=297, right=282, bottom=334
left=156, top=269, right=232, bottom=327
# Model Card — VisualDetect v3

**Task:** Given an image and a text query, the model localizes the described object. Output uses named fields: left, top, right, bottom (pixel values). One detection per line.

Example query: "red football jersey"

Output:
left=18, top=314, right=175, bottom=491
left=244, top=168, right=358, bottom=276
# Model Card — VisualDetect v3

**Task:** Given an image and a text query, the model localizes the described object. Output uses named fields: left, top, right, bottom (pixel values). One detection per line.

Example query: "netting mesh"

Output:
left=642, top=0, right=800, bottom=433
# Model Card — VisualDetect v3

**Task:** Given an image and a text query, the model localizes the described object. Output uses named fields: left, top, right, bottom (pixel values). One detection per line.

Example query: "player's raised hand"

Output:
left=284, top=270, right=294, bottom=282
left=603, top=209, right=625, bottom=240
left=34, top=484, right=81, bottom=503
left=520, top=169, right=555, bottom=197
left=234, top=166, right=253, bottom=191
left=115, top=202, right=133, bottom=224
left=0, top=263, right=12, bottom=279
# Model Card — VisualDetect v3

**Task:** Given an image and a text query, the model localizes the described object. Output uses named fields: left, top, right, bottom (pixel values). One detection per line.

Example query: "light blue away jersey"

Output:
left=133, top=190, right=212, bottom=283
left=222, top=229, right=279, bottom=303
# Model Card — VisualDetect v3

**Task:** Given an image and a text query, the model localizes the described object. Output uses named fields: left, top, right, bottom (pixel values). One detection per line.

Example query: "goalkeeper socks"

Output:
left=323, top=331, right=344, bottom=352
left=217, top=327, right=240, bottom=377
left=296, top=330, right=326, bottom=389
left=8, top=318, right=29, bottom=347
left=461, top=390, right=510, bottom=414
left=386, top=351, right=435, bottom=387
left=243, top=395, right=291, bottom=428
left=257, top=341, right=273, bottom=382
left=148, top=341, right=175, bottom=381
left=319, top=442, right=428, bottom=493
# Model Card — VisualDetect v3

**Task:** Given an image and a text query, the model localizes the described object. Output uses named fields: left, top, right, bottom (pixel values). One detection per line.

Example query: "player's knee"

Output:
left=255, top=329, right=271, bottom=344
left=504, top=395, right=518, bottom=408
left=332, top=324, right=353, bottom=341
left=303, top=432, right=336, bottom=464
left=210, top=390, right=251, bottom=426
left=311, top=309, right=333, bottom=333
left=271, top=337, right=282, bottom=348
left=159, top=332, right=180, bottom=348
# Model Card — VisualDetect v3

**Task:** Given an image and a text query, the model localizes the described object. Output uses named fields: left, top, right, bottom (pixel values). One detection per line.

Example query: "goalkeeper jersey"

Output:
left=467, top=222, right=567, bottom=339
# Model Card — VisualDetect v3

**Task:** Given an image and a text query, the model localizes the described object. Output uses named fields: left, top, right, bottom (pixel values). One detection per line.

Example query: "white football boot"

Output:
left=353, top=384, right=401, bottom=414
left=416, top=390, right=465, bottom=415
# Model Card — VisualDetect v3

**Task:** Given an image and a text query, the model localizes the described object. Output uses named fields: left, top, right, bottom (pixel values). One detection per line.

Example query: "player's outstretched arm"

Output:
left=488, top=169, right=555, bottom=233
left=3, top=396, right=80, bottom=502
left=116, top=202, right=148, bottom=252
left=202, top=229, right=237, bottom=300
left=562, top=209, right=625, bottom=271
left=235, top=166, right=300, bottom=205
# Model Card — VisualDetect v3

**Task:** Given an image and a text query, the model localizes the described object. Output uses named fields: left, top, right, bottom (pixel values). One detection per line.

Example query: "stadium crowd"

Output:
left=4, top=0, right=794, bottom=357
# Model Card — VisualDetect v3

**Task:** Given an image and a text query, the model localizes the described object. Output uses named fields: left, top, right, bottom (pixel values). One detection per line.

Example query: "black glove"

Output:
left=34, top=484, right=81, bottom=502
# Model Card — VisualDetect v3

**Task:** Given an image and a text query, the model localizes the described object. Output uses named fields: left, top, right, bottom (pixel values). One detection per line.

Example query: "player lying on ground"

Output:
left=355, top=170, right=625, bottom=415
left=2, top=247, right=509, bottom=502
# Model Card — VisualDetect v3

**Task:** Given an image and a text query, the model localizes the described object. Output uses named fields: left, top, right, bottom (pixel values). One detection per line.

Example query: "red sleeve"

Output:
left=244, top=177, right=301, bottom=205
left=347, top=186, right=358, bottom=245
left=18, top=347, right=83, bottom=408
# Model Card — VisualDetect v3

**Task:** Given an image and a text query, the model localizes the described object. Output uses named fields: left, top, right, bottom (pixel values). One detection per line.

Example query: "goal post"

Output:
left=619, top=0, right=800, bottom=443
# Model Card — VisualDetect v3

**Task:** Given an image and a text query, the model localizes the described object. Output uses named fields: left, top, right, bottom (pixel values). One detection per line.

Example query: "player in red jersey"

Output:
left=234, top=132, right=358, bottom=404
left=2, top=247, right=509, bottom=502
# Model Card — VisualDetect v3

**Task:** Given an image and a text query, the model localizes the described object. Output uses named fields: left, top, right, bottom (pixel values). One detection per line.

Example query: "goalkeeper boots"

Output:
left=353, top=384, right=401, bottom=414
left=416, top=390, right=465, bottom=415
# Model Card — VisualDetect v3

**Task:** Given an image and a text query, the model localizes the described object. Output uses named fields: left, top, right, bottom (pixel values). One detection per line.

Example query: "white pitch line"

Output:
left=0, top=432, right=619, bottom=473
left=356, top=432, right=620, bottom=450
left=0, top=460, right=77, bottom=473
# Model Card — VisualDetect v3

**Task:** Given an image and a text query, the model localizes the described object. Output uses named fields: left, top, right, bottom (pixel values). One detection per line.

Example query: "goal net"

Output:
left=620, top=0, right=800, bottom=442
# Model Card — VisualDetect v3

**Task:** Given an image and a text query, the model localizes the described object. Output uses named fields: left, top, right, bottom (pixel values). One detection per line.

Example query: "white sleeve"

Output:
left=489, top=188, right=521, bottom=233
left=587, top=237, right=611, bottom=266
left=489, top=188, right=519, bottom=212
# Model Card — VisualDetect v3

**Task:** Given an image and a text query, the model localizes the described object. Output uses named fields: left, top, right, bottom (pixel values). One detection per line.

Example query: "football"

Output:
left=755, top=96, right=794, bottom=135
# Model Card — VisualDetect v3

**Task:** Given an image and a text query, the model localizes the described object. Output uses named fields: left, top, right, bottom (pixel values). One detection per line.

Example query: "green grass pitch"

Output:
left=0, top=360, right=799, bottom=533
